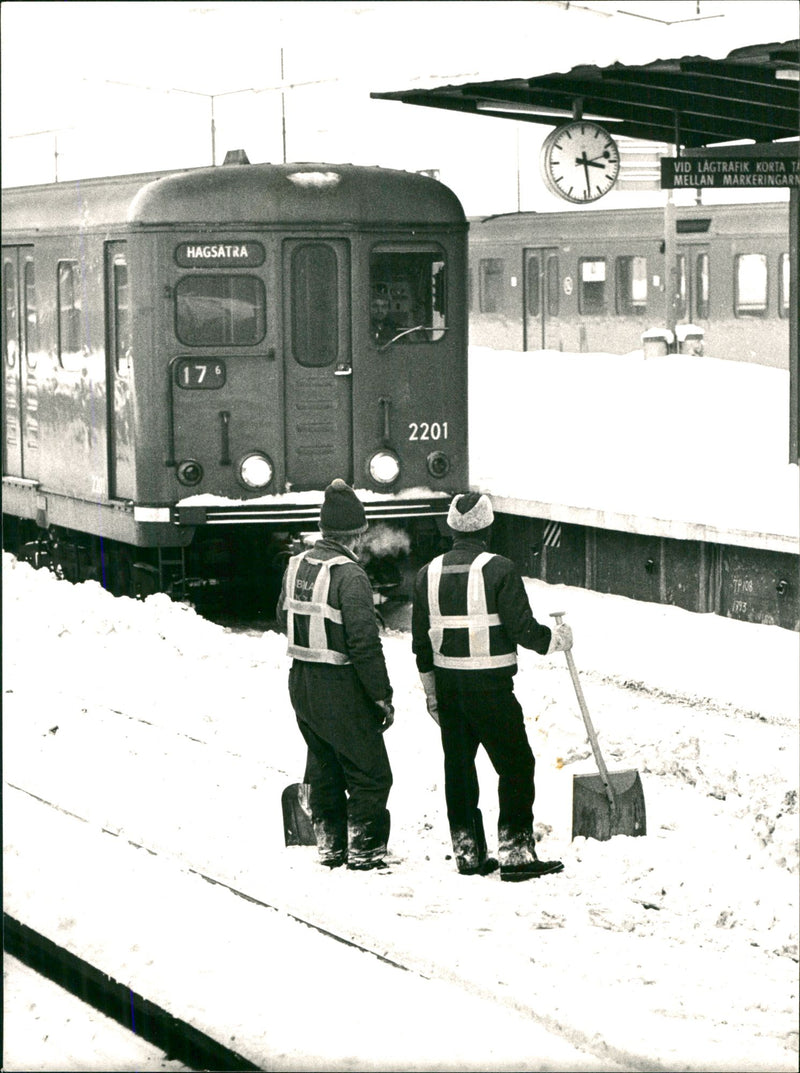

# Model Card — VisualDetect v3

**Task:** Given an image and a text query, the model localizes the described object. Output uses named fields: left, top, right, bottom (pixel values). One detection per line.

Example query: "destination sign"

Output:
left=175, top=241, right=265, bottom=268
left=661, top=157, right=800, bottom=189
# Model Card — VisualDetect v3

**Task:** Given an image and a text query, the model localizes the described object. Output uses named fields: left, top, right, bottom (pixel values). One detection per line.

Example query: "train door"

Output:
left=104, top=242, right=135, bottom=500
left=523, top=247, right=560, bottom=351
left=282, top=239, right=352, bottom=489
left=676, top=243, right=711, bottom=328
left=2, top=246, right=37, bottom=479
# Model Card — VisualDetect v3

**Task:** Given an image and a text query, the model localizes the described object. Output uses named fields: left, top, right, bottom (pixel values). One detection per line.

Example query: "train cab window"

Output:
left=57, top=261, right=85, bottom=370
left=478, top=258, right=503, bottom=314
left=370, top=247, right=446, bottom=346
left=615, top=256, right=647, bottom=316
left=175, top=275, right=266, bottom=346
left=578, top=258, right=606, bottom=315
left=24, top=261, right=39, bottom=367
left=696, top=252, right=710, bottom=320
left=779, top=253, right=791, bottom=318
left=734, top=253, right=768, bottom=317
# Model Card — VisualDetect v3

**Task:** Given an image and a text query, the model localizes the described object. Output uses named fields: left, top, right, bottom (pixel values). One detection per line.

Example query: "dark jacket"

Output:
left=412, top=537, right=552, bottom=681
left=277, top=538, right=392, bottom=704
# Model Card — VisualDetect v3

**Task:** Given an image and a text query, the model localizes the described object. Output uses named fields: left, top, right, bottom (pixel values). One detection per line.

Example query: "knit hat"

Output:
left=447, top=492, right=494, bottom=533
left=319, top=479, right=368, bottom=537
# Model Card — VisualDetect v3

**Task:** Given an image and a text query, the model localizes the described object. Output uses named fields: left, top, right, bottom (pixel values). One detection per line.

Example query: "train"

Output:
left=1, top=155, right=469, bottom=615
left=468, top=201, right=791, bottom=366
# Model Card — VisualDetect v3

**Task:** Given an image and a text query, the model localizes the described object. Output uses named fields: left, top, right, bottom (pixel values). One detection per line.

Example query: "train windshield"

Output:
left=370, top=246, right=446, bottom=346
left=175, top=276, right=266, bottom=345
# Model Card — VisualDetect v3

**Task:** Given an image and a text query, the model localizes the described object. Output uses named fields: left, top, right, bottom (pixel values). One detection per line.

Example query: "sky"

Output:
left=3, top=346, right=798, bottom=1071
left=1, top=1, right=797, bottom=214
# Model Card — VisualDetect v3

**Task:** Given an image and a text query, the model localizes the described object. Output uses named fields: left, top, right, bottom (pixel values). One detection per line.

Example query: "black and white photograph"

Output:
left=2, top=2, right=798, bottom=1071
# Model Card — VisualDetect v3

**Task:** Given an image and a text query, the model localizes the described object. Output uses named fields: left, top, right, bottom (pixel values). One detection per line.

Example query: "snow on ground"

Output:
left=3, top=548, right=798, bottom=1072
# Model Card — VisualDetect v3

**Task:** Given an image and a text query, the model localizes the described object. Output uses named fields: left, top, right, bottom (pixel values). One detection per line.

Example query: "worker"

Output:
left=278, top=479, right=395, bottom=871
left=411, top=492, right=572, bottom=882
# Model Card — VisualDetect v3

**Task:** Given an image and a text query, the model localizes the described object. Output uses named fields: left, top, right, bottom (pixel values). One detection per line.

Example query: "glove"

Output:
left=547, top=622, right=573, bottom=654
left=419, top=671, right=440, bottom=726
left=375, top=698, right=395, bottom=732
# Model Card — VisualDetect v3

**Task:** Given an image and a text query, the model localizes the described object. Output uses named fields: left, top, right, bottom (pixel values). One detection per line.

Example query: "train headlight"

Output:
left=426, top=451, right=451, bottom=479
left=238, top=452, right=274, bottom=490
left=177, top=459, right=204, bottom=486
left=368, top=450, right=400, bottom=485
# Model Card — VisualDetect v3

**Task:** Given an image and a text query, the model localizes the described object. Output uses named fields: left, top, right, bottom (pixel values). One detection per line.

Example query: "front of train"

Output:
left=126, top=156, right=469, bottom=616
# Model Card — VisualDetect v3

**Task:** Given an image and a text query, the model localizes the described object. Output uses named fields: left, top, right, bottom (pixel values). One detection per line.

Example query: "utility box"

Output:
left=642, top=327, right=674, bottom=358
left=676, top=323, right=705, bottom=355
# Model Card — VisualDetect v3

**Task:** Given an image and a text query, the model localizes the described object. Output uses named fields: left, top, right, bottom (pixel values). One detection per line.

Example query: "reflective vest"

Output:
left=283, top=551, right=353, bottom=665
left=427, top=551, right=517, bottom=671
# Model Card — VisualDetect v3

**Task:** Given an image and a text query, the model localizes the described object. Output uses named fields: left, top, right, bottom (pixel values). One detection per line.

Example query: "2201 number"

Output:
left=408, top=421, right=448, bottom=441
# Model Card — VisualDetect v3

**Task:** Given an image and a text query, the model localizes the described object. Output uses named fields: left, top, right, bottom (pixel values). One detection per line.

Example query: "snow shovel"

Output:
left=281, top=782, right=316, bottom=847
left=550, top=613, right=646, bottom=842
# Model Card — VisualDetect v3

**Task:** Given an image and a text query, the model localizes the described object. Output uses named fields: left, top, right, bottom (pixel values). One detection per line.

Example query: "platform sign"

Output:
left=661, top=157, right=800, bottom=190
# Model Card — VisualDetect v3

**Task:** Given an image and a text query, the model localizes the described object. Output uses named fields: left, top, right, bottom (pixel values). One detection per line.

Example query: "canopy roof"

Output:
left=371, top=3, right=799, bottom=149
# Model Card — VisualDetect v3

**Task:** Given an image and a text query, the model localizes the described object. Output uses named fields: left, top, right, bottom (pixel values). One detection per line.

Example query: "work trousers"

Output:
left=435, top=671, right=538, bottom=871
left=289, top=661, right=392, bottom=867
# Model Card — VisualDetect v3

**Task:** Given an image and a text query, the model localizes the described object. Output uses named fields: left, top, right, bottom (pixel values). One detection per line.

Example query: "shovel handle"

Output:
left=550, top=612, right=617, bottom=814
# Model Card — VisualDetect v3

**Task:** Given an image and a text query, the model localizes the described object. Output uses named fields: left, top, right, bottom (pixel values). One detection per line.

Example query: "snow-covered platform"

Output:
left=3, top=553, right=798, bottom=1072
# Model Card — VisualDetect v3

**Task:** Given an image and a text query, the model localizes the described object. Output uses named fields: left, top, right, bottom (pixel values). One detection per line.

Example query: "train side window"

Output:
left=578, top=258, right=606, bottom=315
left=615, top=256, right=647, bottom=316
left=57, top=261, right=85, bottom=370
left=546, top=256, right=560, bottom=317
left=675, top=255, right=687, bottom=321
left=113, top=258, right=132, bottom=375
left=370, top=247, right=446, bottom=346
left=779, top=253, right=790, bottom=318
left=479, top=258, right=504, bottom=314
left=24, top=261, right=39, bottom=367
left=175, top=275, right=266, bottom=346
left=734, top=253, right=768, bottom=317
left=4, top=261, right=18, bottom=367
left=695, top=252, right=710, bottom=320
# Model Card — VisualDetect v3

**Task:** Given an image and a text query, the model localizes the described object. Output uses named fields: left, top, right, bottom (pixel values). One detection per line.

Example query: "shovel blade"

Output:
left=282, top=782, right=316, bottom=847
left=572, top=770, right=646, bottom=842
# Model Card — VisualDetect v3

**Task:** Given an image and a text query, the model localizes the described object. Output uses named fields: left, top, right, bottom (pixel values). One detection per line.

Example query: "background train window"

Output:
left=478, top=258, right=504, bottom=314
left=292, top=244, right=338, bottom=365
left=113, top=258, right=132, bottom=375
left=734, top=253, right=768, bottom=317
left=779, top=252, right=790, bottom=318
left=370, top=247, right=446, bottom=345
left=175, top=275, right=266, bottom=346
left=615, top=256, right=647, bottom=316
left=546, top=256, right=560, bottom=317
left=696, top=252, right=710, bottom=320
left=527, top=255, right=541, bottom=315
left=675, top=255, right=687, bottom=320
left=579, top=258, right=606, bottom=315
left=24, top=261, right=39, bottom=367
left=57, top=261, right=85, bottom=370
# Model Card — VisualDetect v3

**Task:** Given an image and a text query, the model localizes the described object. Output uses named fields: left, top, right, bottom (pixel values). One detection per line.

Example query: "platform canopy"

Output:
left=370, top=2, right=799, bottom=149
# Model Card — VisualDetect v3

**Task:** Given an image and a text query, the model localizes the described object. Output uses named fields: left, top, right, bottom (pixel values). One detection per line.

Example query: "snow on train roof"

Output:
left=0, top=162, right=466, bottom=233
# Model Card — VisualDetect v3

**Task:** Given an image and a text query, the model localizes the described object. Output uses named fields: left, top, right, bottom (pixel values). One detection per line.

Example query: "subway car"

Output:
left=2, top=155, right=468, bottom=613
left=468, top=202, right=791, bottom=366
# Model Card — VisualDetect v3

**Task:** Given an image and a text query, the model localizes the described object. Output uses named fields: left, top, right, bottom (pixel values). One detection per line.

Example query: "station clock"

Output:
left=540, top=121, right=621, bottom=203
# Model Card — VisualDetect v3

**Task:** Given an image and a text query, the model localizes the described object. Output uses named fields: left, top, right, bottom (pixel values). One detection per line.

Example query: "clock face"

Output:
left=540, top=122, right=621, bottom=203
